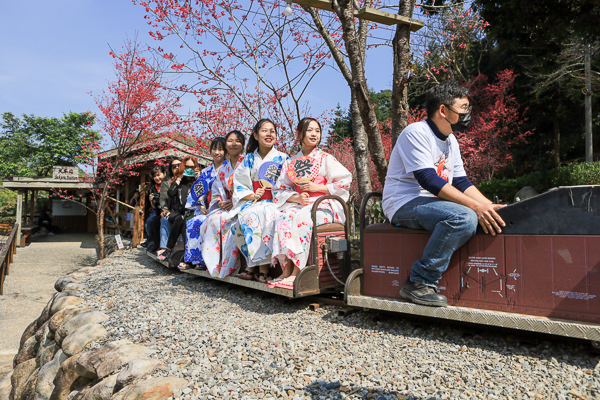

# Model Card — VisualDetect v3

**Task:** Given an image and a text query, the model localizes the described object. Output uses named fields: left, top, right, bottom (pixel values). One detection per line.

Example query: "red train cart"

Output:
left=345, top=186, right=600, bottom=345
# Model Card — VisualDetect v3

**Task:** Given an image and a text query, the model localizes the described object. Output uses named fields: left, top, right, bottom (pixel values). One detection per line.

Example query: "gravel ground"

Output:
left=80, top=249, right=600, bottom=400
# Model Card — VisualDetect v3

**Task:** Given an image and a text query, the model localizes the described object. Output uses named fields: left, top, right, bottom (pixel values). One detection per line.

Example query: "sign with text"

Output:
left=52, top=166, right=79, bottom=181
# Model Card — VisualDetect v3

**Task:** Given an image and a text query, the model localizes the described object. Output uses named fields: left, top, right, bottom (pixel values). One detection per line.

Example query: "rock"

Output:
left=83, top=374, right=118, bottom=400
left=76, top=267, right=96, bottom=274
left=37, top=294, right=59, bottom=330
left=11, top=359, right=37, bottom=400
left=49, top=308, right=90, bottom=335
left=114, top=358, right=163, bottom=392
left=14, top=336, right=40, bottom=367
left=35, top=350, right=69, bottom=400
left=75, top=341, right=132, bottom=380
left=56, top=312, right=109, bottom=346
left=54, top=277, right=75, bottom=292
left=20, top=368, right=39, bottom=400
left=62, top=324, right=108, bottom=357
left=36, top=341, right=58, bottom=368
left=20, top=320, right=38, bottom=351
left=0, top=370, right=13, bottom=400
left=514, top=186, right=539, bottom=202
left=50, top=297, right=82, bottom=316
left=35, top=321, right=51, bottom=342
left=110, top=378, right=187, bottom=400
left=49, top=355, right=89, bottom=400
left=75, top=342, right=154, bottom=380
left=62, top=283, right=84, bottom=292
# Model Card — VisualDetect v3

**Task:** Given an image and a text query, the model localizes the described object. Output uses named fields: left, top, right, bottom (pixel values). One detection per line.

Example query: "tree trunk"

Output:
left=350, top=91, right=372, bottom=198
left=96, top=204, right=105, bottom=260
left=553, top=118, right=561, bottom=168
left=391, top=0, right=416, bottom=148
left=335, top=0, right=388, bottom=187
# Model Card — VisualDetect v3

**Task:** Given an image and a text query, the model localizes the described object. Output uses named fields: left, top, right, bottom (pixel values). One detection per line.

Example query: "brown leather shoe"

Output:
left=400, top=278, right=448, bottom=307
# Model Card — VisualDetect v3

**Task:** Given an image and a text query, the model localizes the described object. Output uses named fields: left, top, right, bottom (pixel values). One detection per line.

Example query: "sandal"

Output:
left=236, top=271, right=254, bottom=280
left=158, top=249, right=172, bottom=260
left=194, top=264, right=207, bottom=271
left=177, top=262, right=193, bottom=270
left=255, top=272, right=268, bottom=284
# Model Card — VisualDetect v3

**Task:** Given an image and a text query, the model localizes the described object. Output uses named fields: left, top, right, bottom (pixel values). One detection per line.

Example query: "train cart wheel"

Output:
left=591, top=341, right=600, bottom=349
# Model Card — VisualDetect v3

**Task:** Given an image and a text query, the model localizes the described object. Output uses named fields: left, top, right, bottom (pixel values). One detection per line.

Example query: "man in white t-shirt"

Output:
left=382, top=80, right=505, bottom=307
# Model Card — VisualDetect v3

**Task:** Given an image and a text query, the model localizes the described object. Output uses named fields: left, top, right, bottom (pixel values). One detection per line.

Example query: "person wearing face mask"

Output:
left=157, top=155, right=200, bottom=261
left=382, top=80, right=506, bottom=307
left=178, top=138, right=226, bottom=270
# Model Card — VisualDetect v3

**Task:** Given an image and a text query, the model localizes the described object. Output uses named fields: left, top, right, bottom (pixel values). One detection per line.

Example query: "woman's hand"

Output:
left=200, top=205, right=208, bottom=215
left=300, top=181, right=327, bottom=193
left=161, top=209, right=170, bottom=218
left=289, top=193, right=310, bottom=206
left=219, top=200, right=233, bottom=211
left=254, top=187, right=265, bottom=200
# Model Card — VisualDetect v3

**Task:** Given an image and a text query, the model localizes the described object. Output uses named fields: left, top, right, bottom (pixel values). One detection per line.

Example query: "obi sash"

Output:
left=252, top=181, right=273, bottom=201
left=295, top=176, right=328, bottom=198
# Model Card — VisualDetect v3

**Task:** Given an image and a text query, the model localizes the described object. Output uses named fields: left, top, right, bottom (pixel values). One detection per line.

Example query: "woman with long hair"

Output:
left=179, top=138, right=227, bottom=269
left=157, top=155, right=200, bottom=260
left=230, top=119, right=289, bottom=283
left=156, top=157, right=182, bottom=252
left=271, top=117, right=352, bottom=286
left=199, top=130, right=246, bottom=277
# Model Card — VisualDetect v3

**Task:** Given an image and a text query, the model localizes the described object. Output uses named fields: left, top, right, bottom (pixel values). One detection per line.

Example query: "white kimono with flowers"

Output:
left=272, top=148, right=351, bottom=270
left=184, top=164, right=217, bottom=265
left=199, top=156, right=245, bottom=278
left=231, top=147, right=289, bottom=268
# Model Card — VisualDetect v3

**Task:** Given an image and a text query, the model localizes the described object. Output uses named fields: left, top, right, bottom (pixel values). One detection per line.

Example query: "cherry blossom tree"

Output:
left=81, top=40, right=192, bottom=259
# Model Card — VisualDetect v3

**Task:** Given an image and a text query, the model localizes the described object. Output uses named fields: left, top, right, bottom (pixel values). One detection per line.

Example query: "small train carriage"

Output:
left=346, top=186, right=600, bottom=345
left=147, top=195, right=351, bottom=298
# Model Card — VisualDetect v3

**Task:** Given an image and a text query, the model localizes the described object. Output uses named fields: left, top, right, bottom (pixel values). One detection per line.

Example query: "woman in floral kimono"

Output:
left=178, top=137, right=226, bottom=270
left=231, top=119, right=289, bottom=283
left=271, top=117, right=352, bottom=285
left=199, top=130, right=246, bottom=277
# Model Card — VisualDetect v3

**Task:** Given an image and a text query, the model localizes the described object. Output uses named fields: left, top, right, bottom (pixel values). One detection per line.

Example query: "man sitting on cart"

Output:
left=382, top=80, right=505, bottom=307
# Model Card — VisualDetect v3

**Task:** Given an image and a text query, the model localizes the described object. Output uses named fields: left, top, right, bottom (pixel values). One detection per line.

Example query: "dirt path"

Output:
left=0, top=233, right=97, bottom=376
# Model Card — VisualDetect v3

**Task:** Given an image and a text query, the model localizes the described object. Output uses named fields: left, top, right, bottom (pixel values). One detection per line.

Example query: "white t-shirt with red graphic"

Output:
left=382, top=120, right=467, bottom=220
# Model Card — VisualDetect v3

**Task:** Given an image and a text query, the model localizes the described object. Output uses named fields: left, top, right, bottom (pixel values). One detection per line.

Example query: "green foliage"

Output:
left=0, top=112, right=101, bottom=178
left=477, top=161, right=600, bottom=202
left=0, top=189, right=17, bottom=223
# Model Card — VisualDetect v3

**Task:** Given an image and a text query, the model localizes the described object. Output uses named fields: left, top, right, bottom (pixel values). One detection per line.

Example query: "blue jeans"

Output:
left=391, top=197, right=477, bottom=288
left=160, top=217, right=172, bottom=249
left=145, top=213, right=157, bottom=244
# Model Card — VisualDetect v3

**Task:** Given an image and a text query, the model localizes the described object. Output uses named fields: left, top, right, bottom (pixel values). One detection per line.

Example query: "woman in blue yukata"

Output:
left=231, top=119, right=289, bottom=283
left=178, top=137, right=226, bottom=270
left=199, top=130, right=246, bottom=278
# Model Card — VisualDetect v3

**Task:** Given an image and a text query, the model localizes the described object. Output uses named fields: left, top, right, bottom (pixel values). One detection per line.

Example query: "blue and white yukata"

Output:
left=184, top=163, right=218, bottom=265
left=231, top=148, right=289, bottom=268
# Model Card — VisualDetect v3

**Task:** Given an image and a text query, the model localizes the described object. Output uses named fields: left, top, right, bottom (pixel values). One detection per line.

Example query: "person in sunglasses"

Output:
left=382, top=80, right=506, bottom=307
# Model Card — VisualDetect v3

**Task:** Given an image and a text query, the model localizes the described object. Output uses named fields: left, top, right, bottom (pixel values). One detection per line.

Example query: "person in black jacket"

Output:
left=157, top=155, right=200, bottom=260
left=38, top=206, right=60, bottom=235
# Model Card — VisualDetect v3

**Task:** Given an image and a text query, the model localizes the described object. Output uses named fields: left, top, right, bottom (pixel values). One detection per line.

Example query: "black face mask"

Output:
left=445, top=105, right=472, bottom=132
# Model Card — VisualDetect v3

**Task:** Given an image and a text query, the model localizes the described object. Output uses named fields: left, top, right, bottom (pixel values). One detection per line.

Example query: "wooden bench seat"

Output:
left=20, top=225, right=39, bottom=247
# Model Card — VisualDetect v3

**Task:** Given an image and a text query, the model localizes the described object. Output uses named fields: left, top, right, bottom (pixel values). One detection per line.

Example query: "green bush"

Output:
left=477, top=162, right=600, bottom=202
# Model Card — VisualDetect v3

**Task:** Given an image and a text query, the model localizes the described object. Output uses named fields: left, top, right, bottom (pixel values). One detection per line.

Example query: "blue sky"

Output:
left=0, top=1, right=399, bottom=134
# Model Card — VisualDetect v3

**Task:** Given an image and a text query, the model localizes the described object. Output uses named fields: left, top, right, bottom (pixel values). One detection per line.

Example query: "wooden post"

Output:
left=16, top=190, right=23, bottom=247
left=24, top=191, right=29, bottom=225
left=29, top=190, right=35, bottom=225
left=132, top=206, right=141, bottom=248
left=139, top=174, right=147, bottom=242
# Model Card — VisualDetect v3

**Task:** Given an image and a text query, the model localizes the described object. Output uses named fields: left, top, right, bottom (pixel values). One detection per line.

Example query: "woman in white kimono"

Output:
left=271, top=117, right=352, bottom=285
left=231, top=118, right=289, bottom=283
left=199, top=130, right=246, bottom=277
left=178, top=138, right=225, bottom=270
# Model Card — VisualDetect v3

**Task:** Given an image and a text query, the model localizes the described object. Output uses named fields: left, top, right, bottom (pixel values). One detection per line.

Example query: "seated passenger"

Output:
left=145, top=165, right=166, bottom=251
left=271, top=118, right=351, bottom=285
left=179, top=138, right=226, bottom=270
left=200, top=130, right=246, bottom=277
left=157, top=156, right=199, bottom=260
left=38, top=206, right=59, bottom=235
left=157, top=157, right=182, bottom=253
left=231, top=119, right=289, bottom=283
left=382, top=80, right=505, bottom=307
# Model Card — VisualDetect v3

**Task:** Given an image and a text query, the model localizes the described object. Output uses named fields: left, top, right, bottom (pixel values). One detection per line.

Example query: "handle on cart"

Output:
left=309, top=195, right=351, bottom=282
left=359, top=192, right=382, bottom=270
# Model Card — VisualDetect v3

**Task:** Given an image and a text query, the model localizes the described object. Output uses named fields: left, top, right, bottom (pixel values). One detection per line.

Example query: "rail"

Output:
left=0, top=223, right=19, bottom=295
